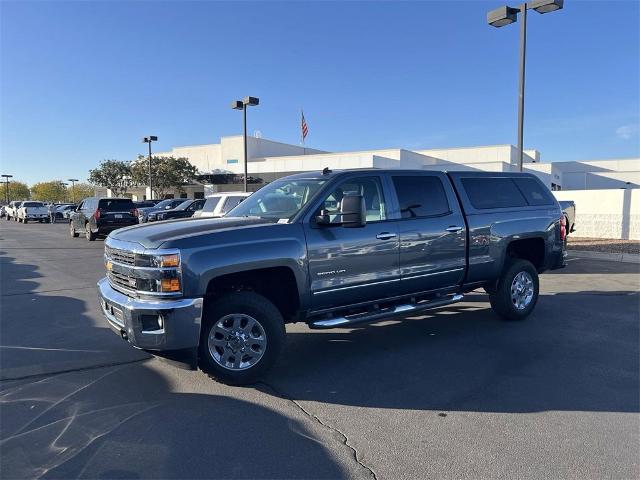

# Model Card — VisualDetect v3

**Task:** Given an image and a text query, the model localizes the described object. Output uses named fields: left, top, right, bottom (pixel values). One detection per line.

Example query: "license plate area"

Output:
left=115, top=214, right=123, bottom=219
left=102, top=299, right=125, bottom=327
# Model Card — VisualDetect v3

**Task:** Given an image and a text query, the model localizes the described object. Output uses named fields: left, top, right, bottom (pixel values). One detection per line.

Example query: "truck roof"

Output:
left=283, top=169, right=539, bottom=180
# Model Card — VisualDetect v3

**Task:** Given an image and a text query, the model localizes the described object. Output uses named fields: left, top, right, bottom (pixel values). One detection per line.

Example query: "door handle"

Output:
left=446, top=226, right=463, bottom=232
left=376, top=232, right=397, bottom=240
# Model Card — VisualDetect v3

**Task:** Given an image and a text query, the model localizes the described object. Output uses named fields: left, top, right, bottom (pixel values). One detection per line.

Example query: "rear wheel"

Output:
left=22, top=218, right=27, bottom=224
left=199, top=291, right=285, bottom=385
left=69, top=222, right=79, bottom=237
left=488, top=259, right=539, bottom=321
left=85, top=223, right=96, bottom=241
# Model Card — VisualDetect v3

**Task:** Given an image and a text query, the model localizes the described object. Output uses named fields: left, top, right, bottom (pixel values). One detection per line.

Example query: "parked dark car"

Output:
left=70, top=197, right=138, bottom=241
left=137, top=199, right=185, bottom=223
left=148, top=199, right=205, bottom=222
left=134, top=200, right=159, bottom=209
left=99, top=169, right=567, bottom=384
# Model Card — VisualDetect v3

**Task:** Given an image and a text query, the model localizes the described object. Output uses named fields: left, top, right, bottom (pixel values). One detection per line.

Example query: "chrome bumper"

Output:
left=97, top=277, right=203, bottom=351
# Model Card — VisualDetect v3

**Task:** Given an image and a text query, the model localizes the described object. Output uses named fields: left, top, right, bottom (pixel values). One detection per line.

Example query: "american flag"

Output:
left=301, top=110, right=309, bottom=143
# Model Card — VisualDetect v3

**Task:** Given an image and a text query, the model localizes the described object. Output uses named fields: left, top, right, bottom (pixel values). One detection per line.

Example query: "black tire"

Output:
left=85, top=223, right=97, bottom=241
left=69, top=222, right=79, bottom=237
left=23, top=218, right=27, bottom=224
left=199, top=291, right=285, bottom=385
left=488, top=259, right=539, bottom=321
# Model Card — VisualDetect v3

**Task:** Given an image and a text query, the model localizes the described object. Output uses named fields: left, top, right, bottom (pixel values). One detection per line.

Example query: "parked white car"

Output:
left=17, top=201, right=49, bottom=223
left=5, top=201, right=23, bottom=221
left=193, top=192, right=252, bottom=218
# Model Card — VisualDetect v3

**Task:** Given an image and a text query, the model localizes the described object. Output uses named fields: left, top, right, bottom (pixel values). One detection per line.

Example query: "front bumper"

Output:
left=97, top=277, right=203, bottom=351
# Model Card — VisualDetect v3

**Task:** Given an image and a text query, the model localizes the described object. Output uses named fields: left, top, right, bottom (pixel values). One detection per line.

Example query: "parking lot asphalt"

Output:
left=1, top=220, right=639, bottom=479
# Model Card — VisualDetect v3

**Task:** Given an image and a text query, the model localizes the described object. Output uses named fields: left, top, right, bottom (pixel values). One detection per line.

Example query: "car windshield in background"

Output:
left=202, top=197, right=221, bottom=212
left=175, top=200, right=193, bottom=210
left=99, top=199, right=135, bottom=211
left=23, top=202, right=44, bottom=207
left=227, top=179, right=326, bottom=220
left=153, top=199, right=175, bottom=209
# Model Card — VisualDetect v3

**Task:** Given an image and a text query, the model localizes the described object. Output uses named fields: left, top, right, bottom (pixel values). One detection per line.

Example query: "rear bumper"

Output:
left=97, top=277, right=204, bottom=351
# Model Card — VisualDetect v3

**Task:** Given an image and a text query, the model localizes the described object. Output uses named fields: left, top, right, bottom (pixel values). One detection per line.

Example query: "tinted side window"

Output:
left=321, top=176, right=387, bottom=222
left=221, top=196, right=245, bottom=215
left=202, top=197, right=221, bottom=213
left=392, top=176, right=450, bottom=218
left=461, top=178, right=527, bottom=209
left=513, top=177, right=555, bottom=206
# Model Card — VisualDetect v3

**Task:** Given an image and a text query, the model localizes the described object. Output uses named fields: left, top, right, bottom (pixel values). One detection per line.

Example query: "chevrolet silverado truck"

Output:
left=98, top=169, right=567, bottom=384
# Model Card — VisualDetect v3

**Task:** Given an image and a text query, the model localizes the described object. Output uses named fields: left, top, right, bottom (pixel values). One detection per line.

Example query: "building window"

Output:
left=227, top=159, right=239, bottom=165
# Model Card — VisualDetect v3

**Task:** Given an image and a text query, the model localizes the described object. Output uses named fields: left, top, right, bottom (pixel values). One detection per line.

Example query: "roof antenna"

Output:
left=322, top=167, right=332, bottom=175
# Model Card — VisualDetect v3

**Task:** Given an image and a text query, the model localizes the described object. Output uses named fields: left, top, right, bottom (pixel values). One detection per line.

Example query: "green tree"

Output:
left=131, top=156, right=198, bottom=199
left=3, top=180, right=30, bottom=202
left=88, top=159, right=133, bottom=196
left=68, top=182, right=95, bottom=203
left=30, top=181, right=69, bottom=202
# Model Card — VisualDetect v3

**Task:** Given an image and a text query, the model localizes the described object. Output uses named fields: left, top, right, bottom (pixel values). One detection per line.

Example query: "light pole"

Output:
left=59, top=182, right=68, bottom=203
left=68, top=178, right=78, bottom=203
left=231, top=96, right=259, bottom=192
left=142, top=136, right=158, bottom=200
left=1, top=174, right=13, bottom=204
left=487, top=0, right=564, bottom=171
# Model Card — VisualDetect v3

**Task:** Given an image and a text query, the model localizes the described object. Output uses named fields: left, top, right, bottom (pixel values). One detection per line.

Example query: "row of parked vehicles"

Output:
left=1, top=192, right=253, bottom=242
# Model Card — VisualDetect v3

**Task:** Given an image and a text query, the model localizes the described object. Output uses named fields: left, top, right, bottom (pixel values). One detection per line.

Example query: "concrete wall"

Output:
left=553, top=189, right=639, bottom=240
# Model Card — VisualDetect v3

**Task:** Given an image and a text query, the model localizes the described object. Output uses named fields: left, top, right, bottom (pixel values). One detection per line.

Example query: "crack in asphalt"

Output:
left=257, top=381, right=378, bottom=480
left=0, top=358, right=148, bottom=382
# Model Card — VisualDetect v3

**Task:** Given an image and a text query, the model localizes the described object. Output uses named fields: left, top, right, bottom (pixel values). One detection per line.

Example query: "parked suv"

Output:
left=193, top=192, right=251, bottom=218
left=98, top=170, right=567, bottom=384
left=70, top=197, right=138, bottom=241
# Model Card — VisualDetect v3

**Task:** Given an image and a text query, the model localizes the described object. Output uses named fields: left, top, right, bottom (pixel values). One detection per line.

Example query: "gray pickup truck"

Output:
left=98, top=169, right=567, bottom=384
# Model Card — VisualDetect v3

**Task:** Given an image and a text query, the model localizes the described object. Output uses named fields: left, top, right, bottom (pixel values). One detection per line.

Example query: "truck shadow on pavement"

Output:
left=0, top=251, right=355, bottom=480
left=264, top=285, right=639, bottom=415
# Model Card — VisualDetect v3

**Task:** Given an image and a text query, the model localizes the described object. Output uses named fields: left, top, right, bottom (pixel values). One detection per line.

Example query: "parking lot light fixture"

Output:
left=231, top=97, right=260, bottom=192
left=142, top=136, right=158, bottom=200
left=1, top=174, right=13, bottom=203
left=487, top=0, right=564, bottom=171
left=68, top=178, right=79, bottom=203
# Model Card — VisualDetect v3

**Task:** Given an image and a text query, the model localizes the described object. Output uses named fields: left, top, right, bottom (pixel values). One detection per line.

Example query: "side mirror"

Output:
left=340, top=194, right=366, bottom=228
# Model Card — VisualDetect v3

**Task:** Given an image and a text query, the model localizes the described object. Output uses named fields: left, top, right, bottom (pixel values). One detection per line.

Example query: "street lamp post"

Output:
left=142, top=136, right=158, bottom=200
left=1, top=174, right=13, bottom=204
left=231, top=96, right=259, bottom=192
left=59, top=182, right=68, bottom=203
left=487, top=0, right=564, bottom=171
left=68, top=178, right=79, bottom=203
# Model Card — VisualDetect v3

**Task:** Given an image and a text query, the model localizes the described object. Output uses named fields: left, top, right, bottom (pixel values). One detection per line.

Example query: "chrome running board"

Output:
left=308, top=293, right=464, bottom=329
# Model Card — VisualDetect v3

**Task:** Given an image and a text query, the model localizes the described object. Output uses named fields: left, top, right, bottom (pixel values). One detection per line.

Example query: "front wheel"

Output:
left=69, top=222, right=79, bottom=237
left=199, top=291, right=285, bottom=385
left=22, top=218, right=27, bottom=224
left=488, top=259, right=539, bottom=321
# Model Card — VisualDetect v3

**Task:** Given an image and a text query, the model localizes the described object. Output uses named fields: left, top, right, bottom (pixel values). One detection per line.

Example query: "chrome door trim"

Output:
left=313, top=277, right=401, bottom=295
left=401, top=267, right=464, bottom=281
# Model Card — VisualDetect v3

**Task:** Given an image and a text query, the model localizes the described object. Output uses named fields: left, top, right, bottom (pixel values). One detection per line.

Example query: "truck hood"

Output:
left=109, top=216, right=274, bottom=249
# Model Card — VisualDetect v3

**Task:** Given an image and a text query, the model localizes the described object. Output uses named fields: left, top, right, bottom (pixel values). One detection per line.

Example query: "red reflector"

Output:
left=560, top=216, right=566, bottom=241
left=94, top=209, right=101, bottom=220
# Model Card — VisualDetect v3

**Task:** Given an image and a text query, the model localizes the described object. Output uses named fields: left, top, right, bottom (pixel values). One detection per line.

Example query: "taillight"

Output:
left=94, top=209, right=101, bottom=220
left=560, top=216, right=567, bottom=241
left=131, top=208, right=138, bottom=217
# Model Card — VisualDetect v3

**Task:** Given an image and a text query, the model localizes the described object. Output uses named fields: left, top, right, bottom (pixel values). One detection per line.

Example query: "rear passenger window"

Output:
left=392, top=176, right=450, bottom=218
left=513, top=177, right=555, bottom=206
left=461, top=178, right=527, bottom=209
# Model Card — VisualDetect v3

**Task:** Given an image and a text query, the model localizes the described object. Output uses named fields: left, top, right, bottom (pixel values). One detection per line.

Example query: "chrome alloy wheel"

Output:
left=208, top=314, right=267, bottom=371
left=510, top=271, right=534, bottom=310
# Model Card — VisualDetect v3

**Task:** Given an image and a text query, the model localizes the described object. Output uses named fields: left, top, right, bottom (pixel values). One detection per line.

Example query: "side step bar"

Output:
left=309, top=293, right=464, bottom=329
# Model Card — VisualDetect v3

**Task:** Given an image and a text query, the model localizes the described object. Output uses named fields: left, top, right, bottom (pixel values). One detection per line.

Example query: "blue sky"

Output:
left=1, top=0, right=638, bottom=185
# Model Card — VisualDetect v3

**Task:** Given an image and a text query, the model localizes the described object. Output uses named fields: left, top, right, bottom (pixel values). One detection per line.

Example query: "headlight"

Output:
left=150, top=253, right=180, bottom=268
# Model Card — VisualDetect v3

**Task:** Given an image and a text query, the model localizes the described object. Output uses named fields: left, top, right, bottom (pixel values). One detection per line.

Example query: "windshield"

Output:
left=23, top=202, right=44, bottom=207
left=153, top=199, right=175, bottom=209
left=227, top=178, right=326, bottom=221
left=175, top=200, right=192, bottom=210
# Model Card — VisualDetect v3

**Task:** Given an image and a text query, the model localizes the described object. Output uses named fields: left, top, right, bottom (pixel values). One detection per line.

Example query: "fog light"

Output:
left=160, top=278, right=181, bottom=292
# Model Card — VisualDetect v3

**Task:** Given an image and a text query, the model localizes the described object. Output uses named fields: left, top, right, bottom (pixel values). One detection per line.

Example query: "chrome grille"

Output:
left=105, top=246, right=135, bottom=266
left=108, top=270, right=138, bottom=291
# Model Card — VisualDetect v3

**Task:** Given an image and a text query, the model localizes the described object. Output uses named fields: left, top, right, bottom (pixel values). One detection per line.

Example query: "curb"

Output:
left=568, top=250, right=640, bottom=264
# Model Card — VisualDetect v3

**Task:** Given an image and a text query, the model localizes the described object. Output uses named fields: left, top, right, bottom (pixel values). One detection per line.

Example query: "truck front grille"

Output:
left=105, top=246, right=135, bottom=266
left=108, top=270, right=138, bottom=291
